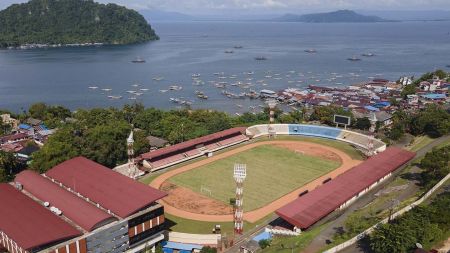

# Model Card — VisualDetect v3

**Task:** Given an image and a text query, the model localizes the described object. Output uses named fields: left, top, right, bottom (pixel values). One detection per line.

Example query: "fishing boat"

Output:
left=108, top=95, right=122, bottom=99
left=88, top=86, right=99, bottom=90
left=224, top=50, right=234, bottom=54
left=169, top=85, right=183, bottom=91
left=153, top=77, right=164, bottom=81
left=304, top=49, right=317, bottom=53
left=191, top=73, right=201, bottom=78
left=131, top=57, right=145, bottom=63
left=362, top=53, right=375, bottom=57
left=101, top=88, right=112, bottom=92
left=234, top=45, right=243, bottom=49
left=139, top=88, right=149, bottom=91
left=347, top=56, right=362, bottom=61
left=255, top=56, right=267, bottom=61
left=159, top=89, right=168, bottom=93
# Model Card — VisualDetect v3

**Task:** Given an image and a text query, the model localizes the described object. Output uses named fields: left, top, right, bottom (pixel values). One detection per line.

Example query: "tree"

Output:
left=387, top=123, right=404, bottom=141
left=0, top=151, right=20, bottom=182
left=259, top=239, right=272, bottom=249
left=400, top=84, right=417, bottom=99
left=200, top=246, right=217, bottom=253
left=29, top=102, right=48, bottom=119
left=420, top=146, right=450, bottom=187
left=354, top=117, right=371, bottom=130
left=410, top=105, right=450, bottom=138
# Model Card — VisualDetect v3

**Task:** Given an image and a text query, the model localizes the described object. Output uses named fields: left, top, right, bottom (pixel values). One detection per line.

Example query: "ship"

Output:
left=347, top=56, right=362, bottom=61
left=131, top=57, right=145, bottom=63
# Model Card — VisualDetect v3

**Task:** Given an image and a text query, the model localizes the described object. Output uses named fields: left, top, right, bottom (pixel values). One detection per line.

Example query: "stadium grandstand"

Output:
left=275, top=147, right=415, bottom=231
left=139, top=127, right=248, bottom=171
left=246, top=124, right=386, bottom=154
left=0, top=157, right=167, bottom=253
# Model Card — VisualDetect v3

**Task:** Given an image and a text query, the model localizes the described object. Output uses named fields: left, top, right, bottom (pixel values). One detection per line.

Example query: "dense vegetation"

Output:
left=0, top=0, right=158, bottom=47
left=420, top=145, right=450, bottom=189
left=369, top=192, right=450, bottom=253
left=0, top=151, right=21, bottom=182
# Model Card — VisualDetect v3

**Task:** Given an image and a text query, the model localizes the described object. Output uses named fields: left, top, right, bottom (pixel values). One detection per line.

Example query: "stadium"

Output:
left=138, top=123, right=415, bottom=236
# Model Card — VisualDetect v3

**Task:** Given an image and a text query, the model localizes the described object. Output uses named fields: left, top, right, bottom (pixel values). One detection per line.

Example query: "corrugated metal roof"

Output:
left=140, top=127, right=247, bottom=160
left=0, top=184, right=82, bottom=250
left=45, top=157, right=167, bottom=218
left=15, top=170, right=117, bottom=232
left=276, top=147, right=415, bottom=229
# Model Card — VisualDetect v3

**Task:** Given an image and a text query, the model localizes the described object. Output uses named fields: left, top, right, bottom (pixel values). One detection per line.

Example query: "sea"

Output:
left=0, top=21, right=449, bottom=114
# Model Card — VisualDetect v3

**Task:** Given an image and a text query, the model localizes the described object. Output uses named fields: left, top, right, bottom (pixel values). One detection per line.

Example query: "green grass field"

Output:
left=169, top=145, right=340, bottom=211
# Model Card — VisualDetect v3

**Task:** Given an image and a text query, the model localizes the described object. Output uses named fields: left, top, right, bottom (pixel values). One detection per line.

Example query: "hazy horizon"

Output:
left=1, top=0, right=450, bottom=15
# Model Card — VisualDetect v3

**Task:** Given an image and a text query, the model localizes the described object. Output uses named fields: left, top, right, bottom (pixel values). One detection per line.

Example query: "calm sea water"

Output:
left=0, top=21, right=449, bottom=113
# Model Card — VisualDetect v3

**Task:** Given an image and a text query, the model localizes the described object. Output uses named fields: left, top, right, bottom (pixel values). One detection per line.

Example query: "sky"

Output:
left=1, top=0, right=450, bottom=14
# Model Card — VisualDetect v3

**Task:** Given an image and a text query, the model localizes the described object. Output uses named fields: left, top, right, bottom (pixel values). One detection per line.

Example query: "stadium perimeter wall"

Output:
left=246, top=124, right=386, bottom=154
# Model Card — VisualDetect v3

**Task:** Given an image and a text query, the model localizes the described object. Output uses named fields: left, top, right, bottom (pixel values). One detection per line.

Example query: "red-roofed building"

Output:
left=0, top=184, right=82, bottom=253
left=0, top=157, right=168, bottom=253
left=15, top=170, right=117, bottom=232
left=45, top=157, right=167, bottom=218
left=276, top=147, right=415, bottom=230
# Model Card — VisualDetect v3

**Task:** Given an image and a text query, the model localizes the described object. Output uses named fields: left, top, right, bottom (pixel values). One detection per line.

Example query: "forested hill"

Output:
left=0, top=0, right=159, bottom=48
left=275, top=10, right=386, bottom=23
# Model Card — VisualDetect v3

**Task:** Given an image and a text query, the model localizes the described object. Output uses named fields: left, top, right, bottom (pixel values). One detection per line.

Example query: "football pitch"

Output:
left=169, top=144, right=341, bottom=211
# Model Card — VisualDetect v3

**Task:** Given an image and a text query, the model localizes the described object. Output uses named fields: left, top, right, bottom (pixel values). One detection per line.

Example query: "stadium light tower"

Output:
left=267, top=99, right=277, bottom=138
left=233, top=163, right=247, bottom=235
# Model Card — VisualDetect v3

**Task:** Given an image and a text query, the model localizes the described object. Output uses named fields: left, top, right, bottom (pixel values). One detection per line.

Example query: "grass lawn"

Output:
left=261, top=223, right=328, bottom=253
left=165, top=213, right=273, bottom=235
left=408, top=135, right=435, bottom=152
left=169, top=145, right=340, bottom=212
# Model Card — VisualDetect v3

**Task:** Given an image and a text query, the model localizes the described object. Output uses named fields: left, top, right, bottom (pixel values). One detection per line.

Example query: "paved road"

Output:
left=334, top=135, right=450, bottom=253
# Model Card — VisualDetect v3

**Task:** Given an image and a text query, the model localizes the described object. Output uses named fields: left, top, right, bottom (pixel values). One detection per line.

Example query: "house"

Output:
left=373, top=111, right=393, bottom=127
left=1, top=114, right=19, bottom=129
left=407, top=94, right=419, bottom=105
left=147, top=135, right=169, bottom=149
left=0, top=132, right=29, bottom=145
left=26, top=118, right=43, bottom=126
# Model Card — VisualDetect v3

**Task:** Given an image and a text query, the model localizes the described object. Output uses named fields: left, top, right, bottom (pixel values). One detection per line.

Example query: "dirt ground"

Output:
left=150, top=140, right=362, bottom=222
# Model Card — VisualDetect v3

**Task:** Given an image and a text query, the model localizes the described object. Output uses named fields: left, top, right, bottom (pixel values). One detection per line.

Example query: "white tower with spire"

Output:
left=127, top=129, right=139, bottom=178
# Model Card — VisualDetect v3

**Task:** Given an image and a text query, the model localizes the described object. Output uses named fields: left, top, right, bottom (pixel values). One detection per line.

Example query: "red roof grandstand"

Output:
left=15, top=170, right=117, bottom=232
left=276, top=147, right=415, bottom=229
left=140, top=127, right=247, bottom=160
left=45, top=157, right=167, bottom=218
left=0, top=184, right=82, bottom=250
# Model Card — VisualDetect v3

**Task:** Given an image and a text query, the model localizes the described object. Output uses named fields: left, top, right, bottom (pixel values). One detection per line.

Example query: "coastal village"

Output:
left=1, top=72, right=449, bottom=166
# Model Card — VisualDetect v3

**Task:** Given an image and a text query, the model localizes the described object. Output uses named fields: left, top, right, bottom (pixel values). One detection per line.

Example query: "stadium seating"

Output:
left=246, top=124, right=386, bottom=154
left=142, top=129, right=249, bottom=171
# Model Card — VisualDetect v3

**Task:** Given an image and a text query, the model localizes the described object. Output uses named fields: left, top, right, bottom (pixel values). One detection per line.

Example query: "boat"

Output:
left=139, top=88, right=149, bottom=91
left=224, top=50, right=234, bottom=54
left=153, top=77, right=164, bottom=81
left=88, top=86, right=99, bottom=90
left=362, top=53, right=375, bottom=57
left=159, top=89, right=168, bottom=93
left=131, top=57, right=145, bottom=63
left=234, top=45, right=243, bottom=49
left=347, top=56, right=362, bottom=61
left=126, top=90, right=137, bottom=94
left=101, top=88, right=112, bottom=92
left=169, top=85, right=183, bottom=91
left=108, top=95, right=122, bottom=99
left=191, top=73, right=201, bottom=78
left=305, top=49, right=317, bottom=53
left=128, top=97, right=137, bottom=100
left=255, top=56, right=267, bottom=61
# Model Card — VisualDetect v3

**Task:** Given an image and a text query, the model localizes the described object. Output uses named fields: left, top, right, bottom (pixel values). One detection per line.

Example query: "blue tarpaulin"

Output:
left=162, top=241, right=203, bottom=252
left=252, top=231, right=272, bottom=242
left=18, top=124, right=32, bottom=130
left=421, top=94, right=446, bottom=100
left=364, top=105, right=380, bottom=112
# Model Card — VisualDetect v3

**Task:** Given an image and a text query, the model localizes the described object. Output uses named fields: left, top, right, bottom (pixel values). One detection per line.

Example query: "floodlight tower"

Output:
left=127, top=129, right=138, bottom=178
left=233, top=163, right=247, bottom=235
left=267, top=99, right=277, bottom=138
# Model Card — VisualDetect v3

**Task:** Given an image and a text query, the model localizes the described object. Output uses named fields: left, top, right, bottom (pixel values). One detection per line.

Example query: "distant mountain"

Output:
left=0, top=0, right=158, bottom=48
left=139, top=9, right=194, bottom=22
left=275, top=10, right=387, bottom=23
left=358, top=10, right=450, bottom=21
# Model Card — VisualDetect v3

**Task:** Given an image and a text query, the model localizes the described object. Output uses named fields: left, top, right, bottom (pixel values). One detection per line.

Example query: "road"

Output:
left=332, top=135, right=450, bottom=253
